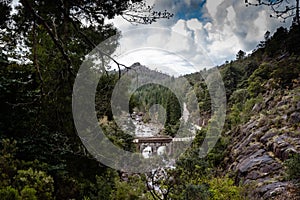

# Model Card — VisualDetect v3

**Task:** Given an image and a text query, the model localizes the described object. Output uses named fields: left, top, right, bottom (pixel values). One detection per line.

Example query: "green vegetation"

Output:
left=129, top=83, right=182, bottom=137
left=0, top=1, right=173, bottom=199
left=1, top=0, right=300, bottom=199
left=0, top=139, right=54, bottom=199
left=285, top=154, right=300, bottom=181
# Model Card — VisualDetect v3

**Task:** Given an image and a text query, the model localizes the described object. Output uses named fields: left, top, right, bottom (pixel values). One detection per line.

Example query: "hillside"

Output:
left=181, top=24, right=300, bottom=199
left=226, top=85, right=300, bottom=199
left=1, top=15, right=300, bottom=200
left=103, top=24, right=300, bottom=199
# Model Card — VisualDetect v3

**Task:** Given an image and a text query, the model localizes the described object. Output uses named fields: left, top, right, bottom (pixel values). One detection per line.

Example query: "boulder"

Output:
left=260, top=131, right=276, bottom=144
left=289, top=112, right=300, bottom=124
left=297, top=101, right=300, bottom=110
left=252, top=103, right=262, bottom=112
left=259, top=182, right=288, bottom=199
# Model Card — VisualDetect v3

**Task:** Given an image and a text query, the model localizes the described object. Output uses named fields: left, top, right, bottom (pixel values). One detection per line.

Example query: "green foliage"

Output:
left=244, top=60, right=259, bottom=80
left=0, top=186, right=20, bottom=200
left=247, top=63, right=273, bottom=96
left=130, top=83, right=182, bottom=137
left=183, top=184, right=211, bottom=200
left=0, top=63, right=39, bottom=136
left=195, top=84, right=211, bottom=113
left=208, top=177, right=243, bottom=200
left=285, top=154, right=300, bottom=180
left=265, top=27, right=288, bottom=57
left=0, top=139, right=19, bottom=188
left=206, top=137, right=229, bottom=168
left=270, top=59, right=300, bottom=87
left=229, top=104, right=242, bottom=127
left=20, top=186, right=37, bottom=200
left=165, top=92, right=182, bottom=127
left=247, top=58, right=300, bottom=98
left=286, top=25, right=300, bottom=54
left=101, top=121, right=135, bottom=152
left=0, top=1, right=299, bottom=199
left=14, top=168, right=54, bottom=200
left=96, top=74, right=119, bottom=120
left=230, top=89, right=249, bottom=106
left=0, top=1, right=175, bottom=200
left=0, top=139, right=54, bottom=200
left=221, top=64, right=242, bottom=98
left=229, top=94, right=263, bottom=128
left=94, top=169, right=118, bottom=199
left=236, top=50, right=246, bottom=60
left=110, top=176, right=148, bottom=200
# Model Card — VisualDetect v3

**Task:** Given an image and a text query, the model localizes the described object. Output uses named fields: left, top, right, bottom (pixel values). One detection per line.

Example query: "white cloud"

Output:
left=105, top=0, right=292, bottom=75
left=205, top=0, right=224, bottom=19
left=116, top=49, right=196, bottom=76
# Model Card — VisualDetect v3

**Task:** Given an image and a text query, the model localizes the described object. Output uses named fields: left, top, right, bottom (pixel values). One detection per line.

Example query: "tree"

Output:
left=236, top=50, right=246, bottom=60
left=222, top=64, right=242, bottom=98
left=0, top=1, right=173, bottom=199
left=145, top=168, right=175, bottom=200
left=245, top=0, right=300, bottom=24
left=0, top=0, right=173, bottom=141
left=1, top=0, right=173, bottom=73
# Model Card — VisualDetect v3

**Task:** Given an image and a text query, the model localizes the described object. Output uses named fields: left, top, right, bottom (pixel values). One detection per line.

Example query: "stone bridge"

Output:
left=133, top=136, right=195, bottom=157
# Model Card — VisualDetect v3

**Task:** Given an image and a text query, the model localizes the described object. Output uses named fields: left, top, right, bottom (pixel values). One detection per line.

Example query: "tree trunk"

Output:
left=33, top=18, right=44, bottom=96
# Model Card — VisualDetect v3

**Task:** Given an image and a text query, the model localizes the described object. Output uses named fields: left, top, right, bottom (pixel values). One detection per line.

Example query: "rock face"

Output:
left=290, top=112, right=300, bottom=124
left=225, top=88, right=300, bottom=199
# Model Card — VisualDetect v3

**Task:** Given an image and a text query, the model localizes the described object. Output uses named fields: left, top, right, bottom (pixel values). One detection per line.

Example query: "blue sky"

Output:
left=107, top=0, right=291, bottom=75
left=169, top=0, right=208, bottom=21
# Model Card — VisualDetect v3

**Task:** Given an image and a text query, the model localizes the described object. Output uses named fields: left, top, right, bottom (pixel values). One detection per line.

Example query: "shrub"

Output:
left=247, top=63, right=274, bottom=97
left=183, top=184, right=211, bottom=200
left=0, top=139, right=19, bottom=188
left=229, top=94, right=263, bottom=127
left=207, top=177, right=243, bottom=200
left=0, top=186, right=20, bottom=200
left=285, top=154, right=300, bottom=181
left=110, top=176, right=148, bottom=200
left=20, top=186, right=37, bottom=200
left=14, top=168, right=54, bottom=200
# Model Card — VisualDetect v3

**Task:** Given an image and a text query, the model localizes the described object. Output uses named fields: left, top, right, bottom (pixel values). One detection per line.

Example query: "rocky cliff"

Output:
left=225, top=85, right=300, bottom=199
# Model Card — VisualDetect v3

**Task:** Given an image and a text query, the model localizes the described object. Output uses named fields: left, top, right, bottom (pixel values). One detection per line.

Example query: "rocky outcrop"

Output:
left=225, top=87, right=300, bottom=199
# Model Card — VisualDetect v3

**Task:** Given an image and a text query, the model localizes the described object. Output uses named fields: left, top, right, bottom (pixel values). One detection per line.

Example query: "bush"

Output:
left=110, top=176, right=148, bottom=200
left=14, top=168, right=54, bottom=200
left=285, top=154, right=300, bottom=180
left=183, top=184, right=211, bottom=200
left=20, top=186, right=37, bottom=200
left=229, top=94, right=263, bottom=127
left=0, top=186, right=20, bottom=200
left=207, top=177, right=243, bottom=200
left=0, top=139, right=19, bottom=188
left=247, top=63, right=274, bottom=97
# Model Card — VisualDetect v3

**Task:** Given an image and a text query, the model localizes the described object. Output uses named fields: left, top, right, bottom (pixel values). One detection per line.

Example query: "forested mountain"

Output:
left=0, top=0, right=300, bottom=199
left=180, top=24, right=300, bottom=199
left=98, top=23, right=300, bottom=199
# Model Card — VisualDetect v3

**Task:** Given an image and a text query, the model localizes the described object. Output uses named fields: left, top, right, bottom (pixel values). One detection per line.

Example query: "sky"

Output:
left=107, top=0, right=291, bottom=76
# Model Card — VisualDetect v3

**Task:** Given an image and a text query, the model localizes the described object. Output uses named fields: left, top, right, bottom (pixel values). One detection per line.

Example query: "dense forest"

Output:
left=1, top=0, right=300, bottom=199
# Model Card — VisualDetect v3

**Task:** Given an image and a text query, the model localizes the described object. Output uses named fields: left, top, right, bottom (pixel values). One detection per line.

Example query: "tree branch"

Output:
left=32, top=17, right=44, bottom=96
left=69, top=14, right=132, bottom=78
left=246, top=0, right=299, bottom=23
left=146, top=170, right=163, bottom=200
left=21, top=0, right=75, bottom=77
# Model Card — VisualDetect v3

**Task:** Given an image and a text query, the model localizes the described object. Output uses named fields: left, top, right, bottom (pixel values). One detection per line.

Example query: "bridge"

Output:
left=133, top=136, right=195, bottom=157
